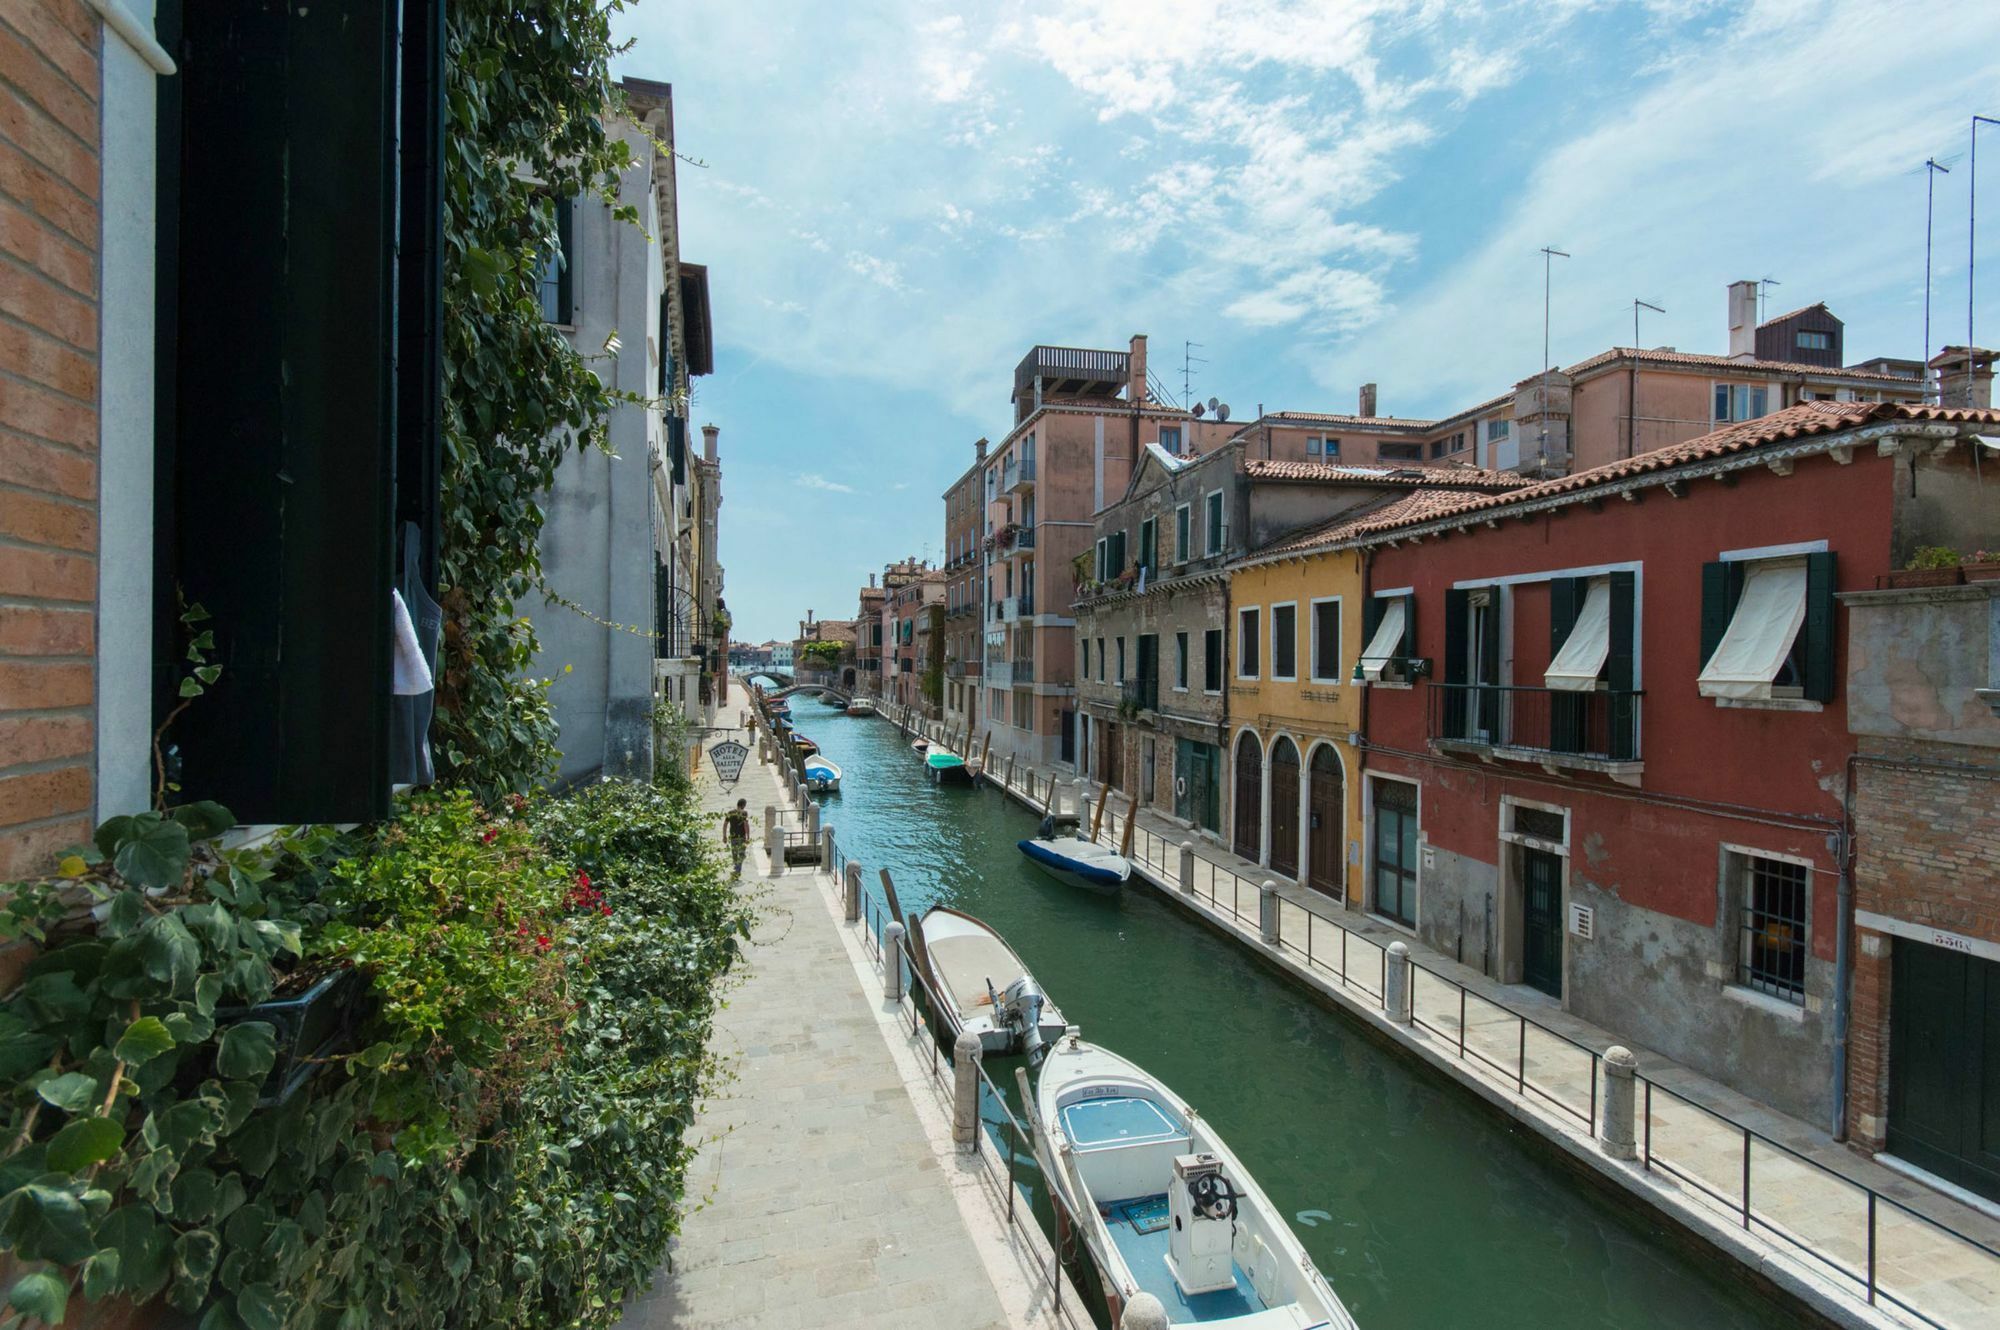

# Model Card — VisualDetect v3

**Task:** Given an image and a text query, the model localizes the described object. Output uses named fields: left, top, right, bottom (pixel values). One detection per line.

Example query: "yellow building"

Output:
left=1223, top=543, right=1366, bottom=906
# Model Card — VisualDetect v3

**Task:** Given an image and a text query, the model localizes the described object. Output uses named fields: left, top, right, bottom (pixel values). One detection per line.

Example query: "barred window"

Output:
left=1736, top=852, right=1808, bottom=1003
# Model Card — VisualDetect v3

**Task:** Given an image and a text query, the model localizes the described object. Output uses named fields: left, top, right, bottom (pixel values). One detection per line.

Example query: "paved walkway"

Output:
left=878, top=705, right=2000, bottom=1330
left=619, top=724, right=1022, bottom=1330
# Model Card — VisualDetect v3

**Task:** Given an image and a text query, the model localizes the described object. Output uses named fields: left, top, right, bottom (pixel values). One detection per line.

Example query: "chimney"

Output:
left=975, top=435, right=988, bottom=461
left=1934, top=346, right=1996, bottom=409
left=1128, top=334, right=1148, bottom=403
left=1358, top=383, right=1378, bottom=418
left=869, top=573, right=876, bottom=588
left=1726, top=280, right=1759, bottom=359
left=701, top=423, right=719, bottom=463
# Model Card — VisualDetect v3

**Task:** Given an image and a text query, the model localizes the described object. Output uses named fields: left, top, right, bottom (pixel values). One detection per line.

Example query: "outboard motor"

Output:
left=997, top=975, right=1049, bottom=1061
left=1167, top=1153, right=1239, bottom=1296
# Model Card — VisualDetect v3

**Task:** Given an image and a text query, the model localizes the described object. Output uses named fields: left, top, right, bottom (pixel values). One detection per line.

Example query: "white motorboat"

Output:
left=803, top=755, right=841, bottom=794
left=1032, top=1037, right=1357, bottom=1329
left=846, top=698, right=876, bottom=717
left=909, top=907, right=1066, bottom=1059
left=1018, top=812, right=1130, bottom=895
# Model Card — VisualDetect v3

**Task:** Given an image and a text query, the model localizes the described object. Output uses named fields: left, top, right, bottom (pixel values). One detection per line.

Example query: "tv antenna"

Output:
left=1972, top=116, right=1999, bottom=359
left=1182, top=340, right=1207, bottom=406
left=1538, top=246, right=1570, bottom=453
left=1922, top=156, right=1955, bottom=396
left=1632, top=298, right=1665, bottom=348
left=1754, top=276, right=1782, bottom=326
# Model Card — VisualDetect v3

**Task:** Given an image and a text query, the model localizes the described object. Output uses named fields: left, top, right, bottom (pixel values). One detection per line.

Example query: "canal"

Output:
left=788, top=694, right=1801, bottom=1329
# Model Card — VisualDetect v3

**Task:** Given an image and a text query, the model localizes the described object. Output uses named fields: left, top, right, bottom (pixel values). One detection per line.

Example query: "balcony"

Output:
left=1014, top=345, right=1129, bottom=404
left=994, top=523, right=1036, bottom=556
left=1120, top=675, right=1159, bottom=712
left=1427, top=683, right=1643, bottom=780
left=1005, top=457, right=1037, bottom=494
left=987, top=661, right=1014, bottom=688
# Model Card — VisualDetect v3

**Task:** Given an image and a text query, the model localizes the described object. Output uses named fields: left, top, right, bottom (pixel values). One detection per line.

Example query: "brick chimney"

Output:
left=1726, top=280, right=1759, bottom=359
left=1128, top=334, right=1148, bottom=403
left=1358, top=383, right=1378, bottom=417
left=975, top=435, right=989, bottom=461
left=1932, top=346, right=1995, bottom=409
left=701, top=423, right=719, bottom=462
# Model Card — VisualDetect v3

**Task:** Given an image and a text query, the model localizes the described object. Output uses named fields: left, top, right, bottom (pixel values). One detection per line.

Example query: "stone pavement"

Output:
left=618, top=723, right=1035, bottom=1330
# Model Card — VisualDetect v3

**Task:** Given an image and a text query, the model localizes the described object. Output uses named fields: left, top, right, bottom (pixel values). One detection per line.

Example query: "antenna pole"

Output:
left=1925, top=156, right=1952, bottom=399
left=1633, top=298, right=1664, bottom=349
left=1973, top=117, right=2000, bottom=365
left=1539, top=246, right=1570, bottom=461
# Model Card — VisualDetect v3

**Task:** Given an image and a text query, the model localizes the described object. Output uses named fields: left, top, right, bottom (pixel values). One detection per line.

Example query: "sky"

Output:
left=610, top=0, right=2000, bottom=645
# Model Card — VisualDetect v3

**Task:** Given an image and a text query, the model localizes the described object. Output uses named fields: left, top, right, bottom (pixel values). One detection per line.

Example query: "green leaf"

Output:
left=7, top=1269, right=68, bottom=1323
left=45, top=1116, right=123, bottom=1172
left=0, top=1183, right=100, bottom=1264
left=36, top=1071, right=99, bottom=1112
left=113, top=816, right=192, bottom=890
left=169, top=801, right=235, bottom=840
left=174, top=1226, right=221, bottom=1282
left=115, top=1015, right=176, bottom=1064
left=216, top=1022, right=277, bottom=1080
left=80, top=1246, right=122, bottom=1298
left=237, top=1284, right=286, bottom=1330
left=95, top=1205, right=170, bottom=1297
left=139, top=915, right=200, bottom=992
left=179, top=676, right=205, bottom=698
left=194, top=665, right=222, bottom=685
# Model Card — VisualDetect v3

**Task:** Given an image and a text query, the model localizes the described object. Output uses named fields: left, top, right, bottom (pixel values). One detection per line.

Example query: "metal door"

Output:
left=1889, top=943, right=2000, bottom=1200
left=1521, top=848, right=1563, bottom=999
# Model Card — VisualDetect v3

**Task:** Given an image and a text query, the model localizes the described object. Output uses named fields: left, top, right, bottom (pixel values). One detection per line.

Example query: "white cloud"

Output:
left=797, top=474, right=855, bottom=494
left=844, top=251, right=909, bottom=292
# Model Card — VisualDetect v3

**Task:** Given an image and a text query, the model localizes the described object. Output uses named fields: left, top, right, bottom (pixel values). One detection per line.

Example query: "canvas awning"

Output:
left=1545, top=579, right=1611, bottom=692
left=1359, top=598, right=1407, bottom=681
left=1698, top=559, right=1807, bottom=699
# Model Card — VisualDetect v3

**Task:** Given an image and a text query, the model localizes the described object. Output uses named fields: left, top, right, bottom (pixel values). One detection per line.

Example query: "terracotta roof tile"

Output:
left=1242, top=459, right=1527, bottom=489
left=1562, top=345, right=1920, bottom=383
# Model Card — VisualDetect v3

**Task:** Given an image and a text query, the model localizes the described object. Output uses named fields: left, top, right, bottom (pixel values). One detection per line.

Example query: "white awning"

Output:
left=1545, top=579, right=1611, bottom=692
left=1698, top=559, right=1807, bottom=700
left=1359, top=598, right=1407, bottom=681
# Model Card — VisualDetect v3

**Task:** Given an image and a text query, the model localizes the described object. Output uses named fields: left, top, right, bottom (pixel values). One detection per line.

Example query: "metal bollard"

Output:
left=1180, top=841, right=1197, bottom=896
left=952, top=1030, right=983, bottom=1152
left=1259, top=881, right=1280, bottom=946
left=764, top=824, right=783, bottom=875
left=843, top=862, right=862, bottom=922
left=883, top=922, right=905, bottom=1001
left=1120, top=1293, right=1170, bottom=1330
left=1385, top=941, right=1412, bottom=1023
left=1600, top=1045, right=1638, bottom=1160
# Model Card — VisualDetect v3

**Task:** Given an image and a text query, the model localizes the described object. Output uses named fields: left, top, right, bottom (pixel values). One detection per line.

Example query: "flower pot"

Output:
left=1884, top=567, right=1964, bottom=588
left=1962, top=561, right=2000, bottom=583
left=217, top=967, right=364, bottom=1106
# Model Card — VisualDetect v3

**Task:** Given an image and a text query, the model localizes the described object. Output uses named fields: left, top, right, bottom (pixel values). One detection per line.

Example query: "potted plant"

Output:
left=1887, top=546, right=1964, bottom=588
left=215, top=966, right=366, bottom=1107
left=1964, top=549, right=2000, bottom=583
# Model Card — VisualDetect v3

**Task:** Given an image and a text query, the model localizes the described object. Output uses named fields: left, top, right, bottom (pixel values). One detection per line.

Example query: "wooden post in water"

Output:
left=1005, top=752, right=1017, bottom=789
left=979, top=730, right=992, bottom=774
left=1121, top=793, right=1138, bottom=859
left=879, top=866, right=905, bottom=926
left=1091, top=788, right=1108, bottom=842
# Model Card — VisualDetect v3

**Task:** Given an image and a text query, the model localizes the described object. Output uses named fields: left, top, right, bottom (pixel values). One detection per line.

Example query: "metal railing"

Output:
left=1427, top=682, right=1641, bottom=763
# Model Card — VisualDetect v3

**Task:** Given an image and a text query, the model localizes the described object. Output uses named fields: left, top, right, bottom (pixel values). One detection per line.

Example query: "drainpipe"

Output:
left=1355, top=546, right=1374, bottom=911
left=1626, top=355, right=1637, bottom=459
left=1831, top=749, right=1859, bottom=1143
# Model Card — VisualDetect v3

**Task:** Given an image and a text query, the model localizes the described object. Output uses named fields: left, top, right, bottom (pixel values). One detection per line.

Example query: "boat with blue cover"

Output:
left=1018, top=812, right=1130, bottom=896
left=1032, top=1036, right=1355, bottom=1329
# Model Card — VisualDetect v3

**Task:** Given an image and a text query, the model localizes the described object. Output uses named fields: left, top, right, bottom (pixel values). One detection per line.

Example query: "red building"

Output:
left=1350, top=401, right=2000, bottom=1129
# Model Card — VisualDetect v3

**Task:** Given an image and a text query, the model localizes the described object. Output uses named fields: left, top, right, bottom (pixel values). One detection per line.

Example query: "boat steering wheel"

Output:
left=1188, top=1171, right=1239, bottom=1222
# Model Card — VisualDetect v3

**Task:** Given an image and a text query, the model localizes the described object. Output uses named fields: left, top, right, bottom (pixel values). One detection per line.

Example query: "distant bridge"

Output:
left=739, top=673, right=853, bottom=707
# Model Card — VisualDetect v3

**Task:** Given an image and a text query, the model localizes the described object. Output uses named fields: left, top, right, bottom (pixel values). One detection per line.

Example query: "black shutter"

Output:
left=1607, top=571, right=1637, bottom=760
left=1549, top=578, right=1581, bottom=655
left=1803, top=551, right=1838, bottom=702
left=1314, top=601, right=1340, bottom=680
left=1699, top=560, right=1745, bottom=673
left=161, top=0, right=408, bottom=823
left=658, top=293, right=672, bottom=395
left=1549, top=578, right=1583, bottom=753
left=395, top=0, right=445, bottom=593
left=1402, top=594, right=1417, bottom=669
left=669, top=414, right=687, bottom=486
left=1443, top=588, right=1469, bottom=738
left=1362, top=595, right=1382, bottom=642
left=554, top=196, right=574, bottom=324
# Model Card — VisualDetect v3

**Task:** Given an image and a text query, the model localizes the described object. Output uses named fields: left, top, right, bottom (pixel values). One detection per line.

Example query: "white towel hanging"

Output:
left=391, top=590, right=432, bottom=695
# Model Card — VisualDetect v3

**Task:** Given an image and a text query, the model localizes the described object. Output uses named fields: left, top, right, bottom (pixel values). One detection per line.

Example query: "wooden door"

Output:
left=1232, top=732, right=1261, bottom=861
left=1269, top=739, right=1300, bottom=879
left=1307, top=746, right=1343, bottom=899
left=1890, top=943, right=2000, bottom=1200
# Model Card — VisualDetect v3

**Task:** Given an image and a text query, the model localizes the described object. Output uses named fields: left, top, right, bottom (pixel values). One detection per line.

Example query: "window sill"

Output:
left=1712, top=696, right=1824, bottom=713
left=1721, top=983, right=1808, bottom=1023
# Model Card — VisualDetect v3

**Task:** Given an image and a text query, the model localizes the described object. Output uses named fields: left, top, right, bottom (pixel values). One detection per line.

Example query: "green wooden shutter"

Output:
left=1549, top=578, right=1581, bottom=654
left=1549, top=578, right=1583, bottom=753
left=1803, top=551, right=1838, bottom=702
left=554, top=196, right=574, bottom=323
left=1443, top=588, right=1469, bottom=738
left=1402, top=594, right=1418, bottom=673
left=1699, top=560, right=1745, bottom=673
left=1608, top=571, right=1637, bottom=760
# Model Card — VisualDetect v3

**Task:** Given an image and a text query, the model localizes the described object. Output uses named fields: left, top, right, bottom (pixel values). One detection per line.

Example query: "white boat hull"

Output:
left=1019, top=835, right=1130, bottom=896
left=911, top=908, right=1066, bottom=1058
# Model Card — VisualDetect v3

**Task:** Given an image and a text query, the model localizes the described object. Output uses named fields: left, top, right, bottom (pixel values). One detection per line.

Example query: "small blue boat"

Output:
left=804, top=755, right=841, bottom=793
left=1018, top=814, right=1131, bottom=896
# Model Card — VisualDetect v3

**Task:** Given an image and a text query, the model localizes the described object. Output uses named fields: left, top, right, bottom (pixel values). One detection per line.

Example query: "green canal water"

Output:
left=786, top=695, right=1799, bottom=1329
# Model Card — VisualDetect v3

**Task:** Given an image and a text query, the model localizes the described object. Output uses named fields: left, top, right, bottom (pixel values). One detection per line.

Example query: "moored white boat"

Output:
left=846, top=698, right=876, bottom=717
left=803, top=755, right=841, bottom=793
left=909, top=907, right=1066, bottom=1059
left=1018, top=813, right=1130, bottom=895
left=1032, top=1037, right=1356, bottom=1329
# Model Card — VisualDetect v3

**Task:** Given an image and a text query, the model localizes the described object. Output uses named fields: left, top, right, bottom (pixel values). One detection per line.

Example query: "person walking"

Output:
left=723, top=797, right=752, bottom=879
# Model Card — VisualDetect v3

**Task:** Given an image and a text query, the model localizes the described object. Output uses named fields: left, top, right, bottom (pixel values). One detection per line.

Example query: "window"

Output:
left=1116, top=636, right=1126, bottom=683
left=1306, top=436, right=1322, bottom=456
left=1731, top=850, right=1809, bottom=1003
left=1796, top=330, right=1831, bottom=351
left=1204, top=628, right=1223, bottom=693
left=1158, top=425, right=1183, bottom=454
left=1174, top=504, right=1191, bottom=563
left=1713, top=383, right=1770, bottom=422
left=1372, top=778, right=1419, bottom=927
left=1205, top=491, right=1225, bottom=555
left=536, top=197, right=574, bottom=324
left=1378, top=441, right=1422, bottom=462
left=1095, top=637, right=1106, bottom=682
left=1310, top=598, right=1342, bottom=682
left=1107, top=529, right=1127, bottom=577
left=1175, top=631, right=1189, bottom=690
left=1270, top=603, right=1297, bottom=681
left=1698, top=552, right=1835, bottom=703
left=1139, top=517, right=1157, bottom=575
left=1486, top=418, right=1510, bottom=442
left=1237, top=607, right=1261, bottom=679
left=1095, top=538, right=1107, bottom=582
left=1359, top=594, right=1412, bottom=682
left=1428, top=438, right=1447, bottom=459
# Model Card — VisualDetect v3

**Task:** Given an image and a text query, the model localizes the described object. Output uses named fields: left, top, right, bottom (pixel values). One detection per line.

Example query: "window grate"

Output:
left=1739, top=856, right=1808, bottom=1002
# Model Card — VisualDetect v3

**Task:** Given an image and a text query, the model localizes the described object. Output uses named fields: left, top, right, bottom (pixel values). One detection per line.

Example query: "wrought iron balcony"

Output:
left=1012, top=657, right=1036, bottom=683
left=1120, top=675, right=1159, bottom=712
left=995, top=523, right=1036, bottom=555
left=1427, top=683, right=1642, bottom=771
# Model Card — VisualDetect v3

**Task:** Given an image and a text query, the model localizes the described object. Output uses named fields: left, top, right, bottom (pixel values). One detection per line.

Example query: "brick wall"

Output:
left=1846, top=736, right=2000, bottom=1148
left=0, top=1, right=100, bottom=879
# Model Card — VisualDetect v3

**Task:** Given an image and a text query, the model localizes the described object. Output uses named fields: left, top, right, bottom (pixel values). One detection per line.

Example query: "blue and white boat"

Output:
left=1018, top=813, right=1130, bottom=896
left=803, top=754, right=841, bottom=794
left=1032, top=1036, right=1356, bottom=1329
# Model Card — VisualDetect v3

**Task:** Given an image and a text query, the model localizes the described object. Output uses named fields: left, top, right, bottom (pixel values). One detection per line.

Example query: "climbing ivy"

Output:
left=432, top=0, right=643, bottom=797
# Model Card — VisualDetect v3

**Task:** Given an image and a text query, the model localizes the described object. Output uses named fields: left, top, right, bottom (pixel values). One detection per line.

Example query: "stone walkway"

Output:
left=883, top=707, right=2000, bottom=1330
left=618, top=724, right=1021, bottom=1330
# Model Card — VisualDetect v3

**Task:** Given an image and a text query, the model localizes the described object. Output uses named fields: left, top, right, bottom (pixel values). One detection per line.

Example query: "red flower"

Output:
left=517, top=921, right=529, bottom=936
left=482, top=829, right=499, bottom=844
left=576, top=871, right=591, bottom=890
left=600, top=904, right=612, bottom=916
left=536, top=934, right=552, bottom=952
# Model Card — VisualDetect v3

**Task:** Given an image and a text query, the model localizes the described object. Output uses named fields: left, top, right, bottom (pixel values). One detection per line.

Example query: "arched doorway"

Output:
left=1307, top=745, right=1344, bottom=899
left=1269, top=737, right=1301, bottom=879
left=1232, top=731, right=1262, bottom=862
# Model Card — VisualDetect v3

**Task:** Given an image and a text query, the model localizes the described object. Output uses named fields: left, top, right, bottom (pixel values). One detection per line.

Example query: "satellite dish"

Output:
left=1216, top=403, right=1231, bottom=422
left=1207, top=397, right=1220, bottom=412
left=1192, top=402, right=1206, bottom=418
